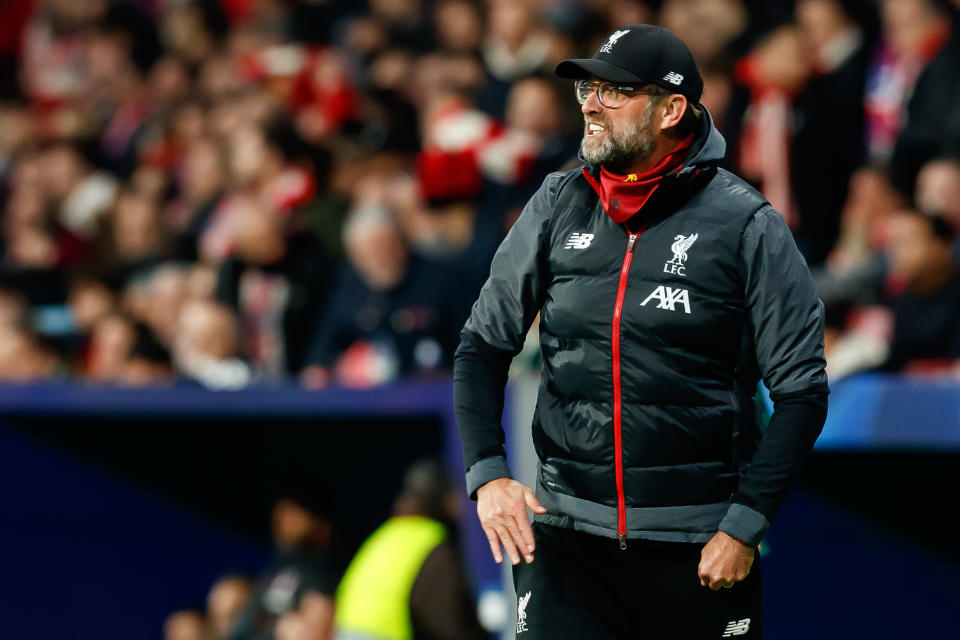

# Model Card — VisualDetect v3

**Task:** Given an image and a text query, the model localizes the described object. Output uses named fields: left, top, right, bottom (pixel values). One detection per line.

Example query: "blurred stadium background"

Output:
left=0, top=0, right=958, bottom=638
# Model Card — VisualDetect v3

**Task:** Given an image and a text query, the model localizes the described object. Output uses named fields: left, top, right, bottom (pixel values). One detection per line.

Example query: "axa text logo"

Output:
left=641, top=285, right=691, bottom=314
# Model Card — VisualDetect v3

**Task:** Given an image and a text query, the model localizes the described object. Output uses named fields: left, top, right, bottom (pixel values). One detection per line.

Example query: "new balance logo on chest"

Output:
left=641, top=285, right=691, bottom=314
left=564, top=232, right=594, bottom=249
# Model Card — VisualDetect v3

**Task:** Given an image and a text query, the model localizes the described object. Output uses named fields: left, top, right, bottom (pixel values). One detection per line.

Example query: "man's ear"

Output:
left=661, top=94, right=687, bottom=130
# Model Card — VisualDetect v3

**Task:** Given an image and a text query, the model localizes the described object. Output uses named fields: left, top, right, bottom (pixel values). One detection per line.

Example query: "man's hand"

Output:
left=476, top=478, right=547, bottom=565
left=698, top=531, right=755, bottom=590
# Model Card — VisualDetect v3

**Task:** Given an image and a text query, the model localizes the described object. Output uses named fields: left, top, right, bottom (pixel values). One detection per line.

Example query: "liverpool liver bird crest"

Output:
left=600, top=29, right=630, bottom=53
left=669, top=233, right=698, bottom=265
left=516, top=591, right=532, bottom=633
left=518, top=591, right=531, bottom=623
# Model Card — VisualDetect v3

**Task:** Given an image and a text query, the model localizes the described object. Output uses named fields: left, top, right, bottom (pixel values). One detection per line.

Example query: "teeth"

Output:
left=589, top=124, right=605, bottom=132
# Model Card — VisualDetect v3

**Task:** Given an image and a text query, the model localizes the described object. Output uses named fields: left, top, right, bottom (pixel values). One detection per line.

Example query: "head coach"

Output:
left=453, top=24, right=828, bottom=639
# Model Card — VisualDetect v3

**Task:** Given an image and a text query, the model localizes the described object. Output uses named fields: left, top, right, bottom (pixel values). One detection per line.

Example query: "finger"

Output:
left=513, top=509, right=536, bottom=556
left=502, top=516, right=534, bottom=564
left=483, top=527, right=503, bottom=564
left=524, top=489, right=547, bottom=514
left=697, top=563, right=708, bottom=584
left=494, top=524, right=521, bottom=565
left=699, top=569, right=719, bottom=590
left=710, top=577, right=734, bottom=591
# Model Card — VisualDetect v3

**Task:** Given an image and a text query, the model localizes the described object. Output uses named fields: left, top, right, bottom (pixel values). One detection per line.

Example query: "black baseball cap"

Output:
left=555, top=24, right=703, bottom=103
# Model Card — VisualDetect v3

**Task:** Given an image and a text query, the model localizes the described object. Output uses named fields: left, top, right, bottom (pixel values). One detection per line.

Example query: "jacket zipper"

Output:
left=612, top=224, right=647, bottom=550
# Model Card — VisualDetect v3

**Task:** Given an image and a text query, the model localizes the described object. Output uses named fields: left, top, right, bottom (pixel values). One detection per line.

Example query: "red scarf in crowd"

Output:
left=582, top=134, right=694, bottom=223
left=734, top=53, right=799, bottom=228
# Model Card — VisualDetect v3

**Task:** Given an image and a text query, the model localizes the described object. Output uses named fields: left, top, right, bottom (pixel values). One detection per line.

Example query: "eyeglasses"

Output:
left=574, top=80, right=649, bottom=109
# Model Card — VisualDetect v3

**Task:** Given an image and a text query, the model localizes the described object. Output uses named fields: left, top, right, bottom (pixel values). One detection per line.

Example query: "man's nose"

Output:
left=581, top=88, right=603, bottom=115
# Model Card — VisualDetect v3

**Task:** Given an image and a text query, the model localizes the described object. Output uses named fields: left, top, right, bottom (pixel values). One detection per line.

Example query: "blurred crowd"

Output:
left=0, top=0, right=959, bottom=389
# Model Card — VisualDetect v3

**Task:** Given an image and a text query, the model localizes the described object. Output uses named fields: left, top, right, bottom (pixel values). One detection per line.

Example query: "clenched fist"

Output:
left=698, top=531, right=755, bottom=590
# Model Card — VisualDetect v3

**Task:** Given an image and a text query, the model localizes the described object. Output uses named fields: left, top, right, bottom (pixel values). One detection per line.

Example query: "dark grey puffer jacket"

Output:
left=454, top=110, right=828, bottom=547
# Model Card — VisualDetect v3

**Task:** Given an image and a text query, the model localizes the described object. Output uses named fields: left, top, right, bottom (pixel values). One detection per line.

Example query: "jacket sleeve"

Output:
left=453, top=173, right=561, bottom=498
left=718, top=206, right=829, bottom=546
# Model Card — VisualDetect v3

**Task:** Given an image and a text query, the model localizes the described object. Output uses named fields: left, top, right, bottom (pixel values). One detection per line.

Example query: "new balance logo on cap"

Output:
left=599, top=29, right=630, bottom=53
left=663, top=71, right=684, bottom=85
left=555, top=25, right=704, bottom=103
left=722, top=618, right=751, bottom=637
left=565, top=232, right=594, bottom=249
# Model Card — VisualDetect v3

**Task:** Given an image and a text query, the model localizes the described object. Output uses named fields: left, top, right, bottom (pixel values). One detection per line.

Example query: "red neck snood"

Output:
left=582, top=134, right=694, bottom=223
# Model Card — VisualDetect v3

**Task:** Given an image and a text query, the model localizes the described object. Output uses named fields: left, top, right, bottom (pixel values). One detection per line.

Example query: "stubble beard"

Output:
left=581, top=99, right=658, bottom=173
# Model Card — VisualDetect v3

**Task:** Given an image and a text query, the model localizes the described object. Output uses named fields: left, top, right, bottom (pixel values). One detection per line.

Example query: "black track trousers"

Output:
left=512, top=524, right=763, bottom=640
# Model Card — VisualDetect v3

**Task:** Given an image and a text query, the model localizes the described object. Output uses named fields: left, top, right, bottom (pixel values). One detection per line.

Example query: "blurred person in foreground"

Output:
left=164, top=609, right=209, bottom=640
left=208, top=576, right=253, bottom=640
left=229, top=496, right=336, bottom=640
left=334, top=459, right=486, bottom=640
left=454, top=25, right=828, bottom=638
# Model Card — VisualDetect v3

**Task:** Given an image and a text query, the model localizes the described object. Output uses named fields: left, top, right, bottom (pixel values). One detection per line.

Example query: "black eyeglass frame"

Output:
left=574, top=80, right=652, bottom=109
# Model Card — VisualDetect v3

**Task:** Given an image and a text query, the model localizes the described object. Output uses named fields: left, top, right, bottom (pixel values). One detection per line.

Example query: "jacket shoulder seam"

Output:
left=543, top=167, right=588, bottom=246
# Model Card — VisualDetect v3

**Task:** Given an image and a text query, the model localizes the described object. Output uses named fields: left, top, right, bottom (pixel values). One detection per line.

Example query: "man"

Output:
left=882, top=210, right=960, bottom=371
left=453, top=25, right=828, bottom=639
left=228, top=495, right=336, bottom=640
left=334, top=460, right=486, bottom=640
left=301, top=206, right=460, bottom=388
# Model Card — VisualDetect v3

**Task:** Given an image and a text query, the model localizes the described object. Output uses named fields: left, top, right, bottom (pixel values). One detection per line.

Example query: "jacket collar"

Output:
left=578, top=106, right=724, bottom=229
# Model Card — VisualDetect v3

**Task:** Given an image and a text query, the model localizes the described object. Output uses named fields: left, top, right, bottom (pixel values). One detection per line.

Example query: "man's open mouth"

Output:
left=586, top=123, right=606, bottom=137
